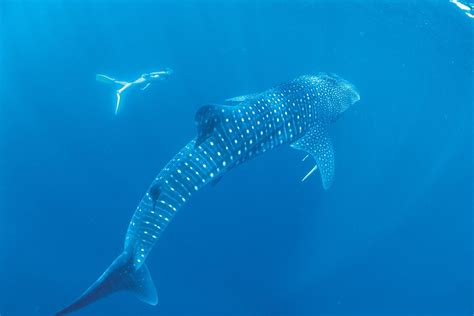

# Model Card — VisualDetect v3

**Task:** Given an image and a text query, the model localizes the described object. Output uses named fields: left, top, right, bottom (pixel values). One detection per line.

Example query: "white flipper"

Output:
left=96, top=74, right=129, bottom=88
left=96, top=74, right=116, bottom=84
left=115, top=92, right=121, bottom=115
left=291, top=125, right=335, bottom=189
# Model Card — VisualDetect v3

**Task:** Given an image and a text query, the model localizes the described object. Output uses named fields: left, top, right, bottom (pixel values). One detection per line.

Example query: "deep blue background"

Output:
left=0, top=1, right=472, bottom=315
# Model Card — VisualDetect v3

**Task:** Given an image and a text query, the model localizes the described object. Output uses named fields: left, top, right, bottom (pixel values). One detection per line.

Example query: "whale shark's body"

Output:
left=56, top=73, right=360, bottom=315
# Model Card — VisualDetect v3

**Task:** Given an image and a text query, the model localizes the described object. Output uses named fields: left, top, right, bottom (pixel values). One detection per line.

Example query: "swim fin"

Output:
left=96, top=74, right=117, bottom=84
left=115, top=92, right=122, bottom=114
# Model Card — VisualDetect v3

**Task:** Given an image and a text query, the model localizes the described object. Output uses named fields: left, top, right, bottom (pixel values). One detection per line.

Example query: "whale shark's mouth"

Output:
left=334, top=75, right=360, bottom=104
left=337, top=77, right=360, bottom=106
left=342, top=82, right=360, bottom=113
left=347, top=83, right=360, bottom=104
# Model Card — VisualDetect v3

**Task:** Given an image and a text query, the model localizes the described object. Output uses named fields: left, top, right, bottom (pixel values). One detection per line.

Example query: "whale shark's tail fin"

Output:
left=56, top=251, right=158, bottom=315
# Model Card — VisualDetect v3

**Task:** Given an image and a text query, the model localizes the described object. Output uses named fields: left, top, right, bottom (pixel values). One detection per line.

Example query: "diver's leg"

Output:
left=97, top=74, right=129, bottom=87
left=117, top=82, right=131, bottom=94
left=114, top=83, right=132, bottom=114
left=115, top=92, right=122, bottom=115
left=96, top=74, right=117, bottom=84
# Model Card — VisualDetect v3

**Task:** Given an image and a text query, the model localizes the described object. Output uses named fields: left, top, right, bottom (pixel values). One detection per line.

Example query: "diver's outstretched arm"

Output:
left=141, top=83, right=151, bottom=91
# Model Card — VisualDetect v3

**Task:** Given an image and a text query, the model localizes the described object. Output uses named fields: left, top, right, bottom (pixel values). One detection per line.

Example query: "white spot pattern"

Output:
left=124, top=74, right=359, bottom=265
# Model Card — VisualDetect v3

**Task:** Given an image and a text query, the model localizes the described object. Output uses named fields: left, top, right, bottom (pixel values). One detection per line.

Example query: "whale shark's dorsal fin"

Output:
left=225, top=92, right=261, bottom=104
left=210, top=175, right=224, bottom=186
left=291, top=125, right=335, bottom=189
left=194, top=104, right=231, bottom=148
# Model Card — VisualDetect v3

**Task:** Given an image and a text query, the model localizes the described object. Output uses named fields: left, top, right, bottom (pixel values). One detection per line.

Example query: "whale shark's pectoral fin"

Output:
left=194, top=104, right=231, bottom=148
left=291, top=126, right=335, bottom=190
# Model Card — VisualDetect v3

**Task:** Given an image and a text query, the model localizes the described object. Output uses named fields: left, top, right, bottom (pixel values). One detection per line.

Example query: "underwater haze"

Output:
left=0, top=0, right=472, bottom=315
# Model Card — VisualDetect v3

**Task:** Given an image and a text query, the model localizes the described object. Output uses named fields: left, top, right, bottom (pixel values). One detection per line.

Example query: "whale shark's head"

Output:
left=316, top=73, right=360, bottom=116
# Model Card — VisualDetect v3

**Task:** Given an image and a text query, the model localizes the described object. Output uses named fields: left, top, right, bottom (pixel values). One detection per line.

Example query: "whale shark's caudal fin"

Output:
left=56, top=251, right=157, bottom=315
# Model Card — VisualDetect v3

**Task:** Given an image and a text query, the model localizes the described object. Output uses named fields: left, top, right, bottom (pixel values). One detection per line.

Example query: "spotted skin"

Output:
left=291, top=124, right=335, bottom=189
left=56, top=73, right=360, bottom=315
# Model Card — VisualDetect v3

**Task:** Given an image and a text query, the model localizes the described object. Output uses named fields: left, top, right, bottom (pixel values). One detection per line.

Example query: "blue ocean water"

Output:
left=0, top=1, right=472, bottom=315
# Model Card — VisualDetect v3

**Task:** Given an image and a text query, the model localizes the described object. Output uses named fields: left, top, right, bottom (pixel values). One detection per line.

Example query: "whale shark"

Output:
left=56, top=73, right=360, bottom=315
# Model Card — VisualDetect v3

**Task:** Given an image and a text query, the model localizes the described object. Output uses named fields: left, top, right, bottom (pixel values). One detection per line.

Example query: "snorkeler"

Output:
left=96, top=69, right=173, bottom=114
